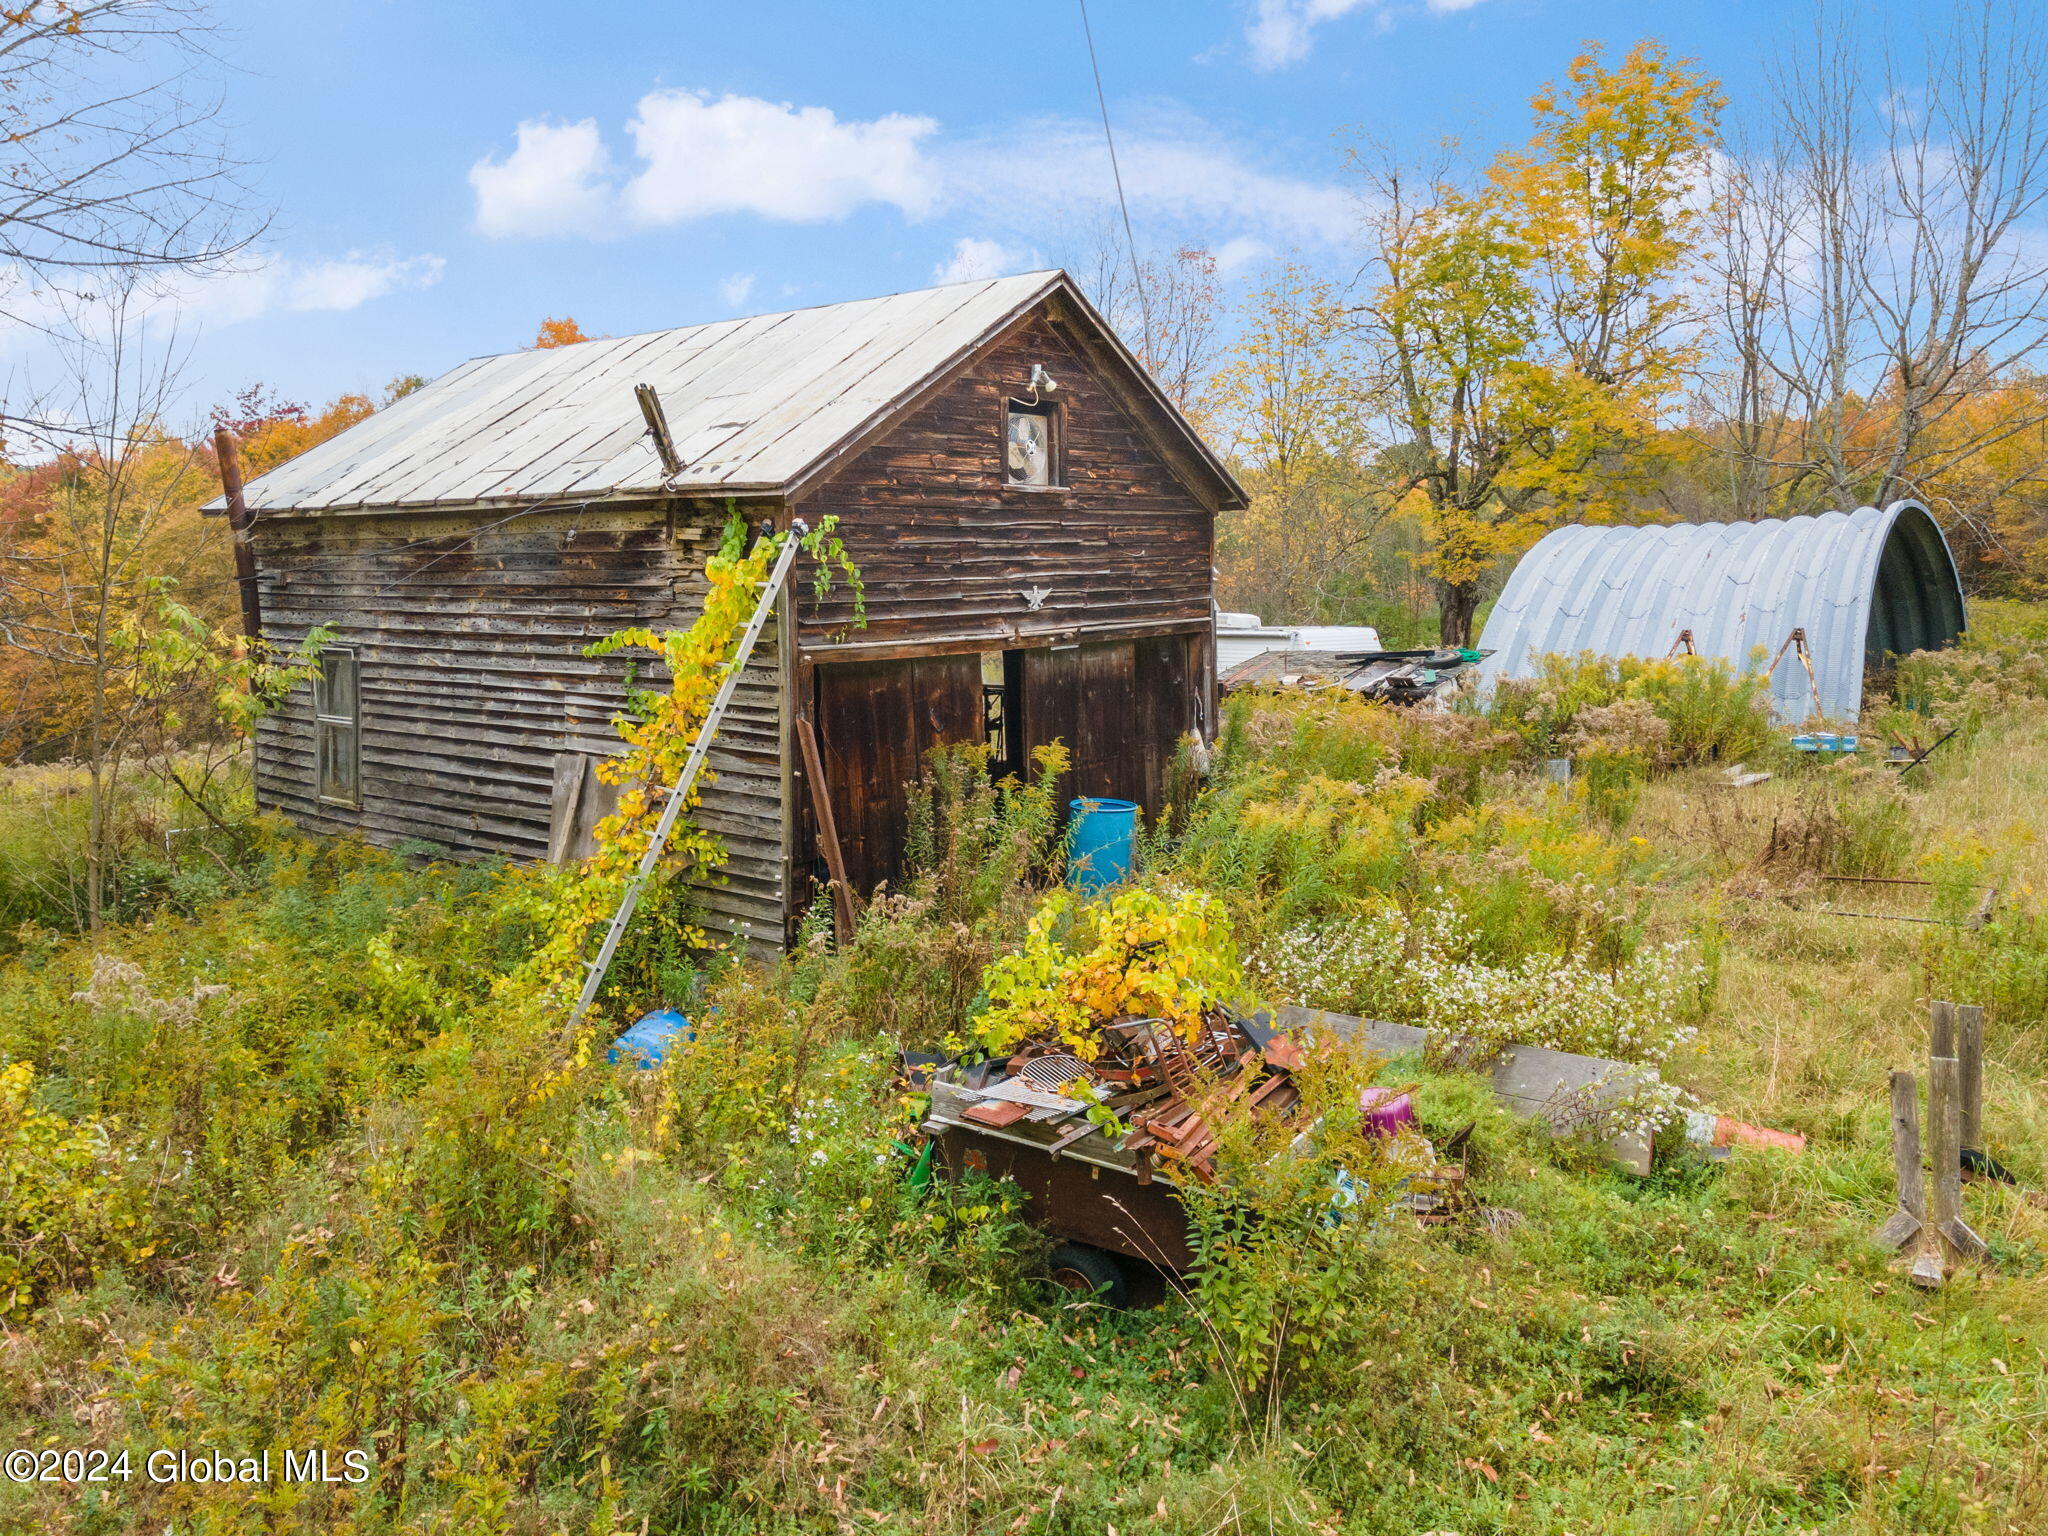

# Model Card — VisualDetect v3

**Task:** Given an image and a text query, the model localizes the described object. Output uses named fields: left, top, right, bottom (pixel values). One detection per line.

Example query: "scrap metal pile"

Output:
left=1217, top=646, right=1488, bottom=705
left=936, top=1007, right=1307, bottom=1184
left=915, top=1008, right=1478, bottom=1278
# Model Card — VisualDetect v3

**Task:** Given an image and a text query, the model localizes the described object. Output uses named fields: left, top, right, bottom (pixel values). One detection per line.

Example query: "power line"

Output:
left=1077, top=0, right=1153, bottom=353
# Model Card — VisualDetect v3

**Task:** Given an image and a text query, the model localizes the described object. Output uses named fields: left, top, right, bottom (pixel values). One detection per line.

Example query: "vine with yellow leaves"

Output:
left=505, top=509, right=860, bottom=1019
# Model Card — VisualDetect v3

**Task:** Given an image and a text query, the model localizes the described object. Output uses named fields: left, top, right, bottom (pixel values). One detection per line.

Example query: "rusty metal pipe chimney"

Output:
left=213, top=428, right=263, bottom=642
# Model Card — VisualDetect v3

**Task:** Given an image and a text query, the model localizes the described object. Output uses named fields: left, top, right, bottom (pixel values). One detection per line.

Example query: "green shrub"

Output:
left=0, top=759, right=265, bottom=943
left=1176, top=1036, right=1425, bottom=1411
left=1484, top=651, right=1779, bottom=766
left=0, top=1061, right=149, bottom=1318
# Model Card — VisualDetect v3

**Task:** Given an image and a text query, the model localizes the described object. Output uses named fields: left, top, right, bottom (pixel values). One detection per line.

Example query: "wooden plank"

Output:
left=1930, top=998, right=1957, bottom=1060
left=1928, top=1053, right=1987, bottom=1261
left=1957, top=1003, right=1985, bottom=1153
left=1872, top=1070, right=1926, bottom=1251
left=795, top=715, right=856, bottom=940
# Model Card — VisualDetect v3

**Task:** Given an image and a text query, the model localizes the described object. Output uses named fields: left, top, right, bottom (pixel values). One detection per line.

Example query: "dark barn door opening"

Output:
left=1020, top=634, right=1200, bottom=819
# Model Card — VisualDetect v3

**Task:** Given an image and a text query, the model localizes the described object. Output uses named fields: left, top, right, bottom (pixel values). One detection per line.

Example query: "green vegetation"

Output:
left=1, top=635, right=2046, bottom=1535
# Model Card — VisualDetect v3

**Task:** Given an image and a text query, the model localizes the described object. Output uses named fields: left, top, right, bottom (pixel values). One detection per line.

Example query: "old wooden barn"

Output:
left=210, top=271, right=1246, bottom=950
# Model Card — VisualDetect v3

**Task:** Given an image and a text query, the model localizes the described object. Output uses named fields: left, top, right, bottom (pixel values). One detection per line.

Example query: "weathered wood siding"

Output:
left=792, top=309, right=1216, bottom=654
left=251, top=503, right=787, bottom=950
left=1020, top=633, right=1200, bottom=816
left=788, top=303, right=1218, bottom=907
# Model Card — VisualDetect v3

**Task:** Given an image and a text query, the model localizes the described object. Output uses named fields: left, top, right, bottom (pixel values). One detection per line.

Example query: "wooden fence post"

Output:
left=1928, top=1052, right=1988, bottom=1264
left=1873, top=1071, right=1926, bottom=1252
left=1956, top=1003, right=1985, bottom=1157
left=1929, top=998, right=1956, bottom=1061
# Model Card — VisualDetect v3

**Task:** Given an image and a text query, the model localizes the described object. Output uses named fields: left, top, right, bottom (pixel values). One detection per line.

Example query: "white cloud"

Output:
left=718, top=271, right=756, bottom=308
left=178, top=252, right=447, bottom=326
left=278, top=253, right=446, bottom=314
left=466, top=90, right=1356, bottom=264
left=1246, top=0, right=1377, bottom=70
left=1245, top=0, right=1495, bottom=69
left=470, top=119, right=615, bottom=238
left=0, top=250, right=445, bottom=366
left=624, top=91, right=938, bottom=225
left=932, top=236, right=1033, bottom=284
left=1213, top=236, right=1273, bottom=274
left=947, top=112, right=1358, bottom=249
left=471, top=93, right=940, bottom=238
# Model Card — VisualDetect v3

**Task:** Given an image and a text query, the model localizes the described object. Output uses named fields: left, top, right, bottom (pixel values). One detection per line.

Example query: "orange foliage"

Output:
left=531, top=317, right=593, bottom=350
left=2, top=384, right=394, bottom=761
left=239, top=394, right=375, bottom=478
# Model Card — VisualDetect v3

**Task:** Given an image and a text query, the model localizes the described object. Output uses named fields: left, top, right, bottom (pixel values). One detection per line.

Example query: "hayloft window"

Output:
left=1005, top=400, right=1059, bottom=488
left=313, top=648, right=362, bottom=808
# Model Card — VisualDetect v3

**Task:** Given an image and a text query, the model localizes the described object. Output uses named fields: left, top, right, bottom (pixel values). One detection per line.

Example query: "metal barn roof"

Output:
left=1475, top=502, right=1967, bottom=724
left=218, top=270, right=1235, bottom=515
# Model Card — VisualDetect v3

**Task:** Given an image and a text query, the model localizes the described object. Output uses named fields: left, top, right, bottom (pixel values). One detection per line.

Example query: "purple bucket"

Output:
left=1358, top=1087, right=1416, bottom=1138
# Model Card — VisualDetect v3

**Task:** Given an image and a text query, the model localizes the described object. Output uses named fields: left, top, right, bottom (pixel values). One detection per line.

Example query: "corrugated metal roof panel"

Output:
left=1475, top=503, right=1967, bottom=723
left=226, top=272, right=1080, bottom=513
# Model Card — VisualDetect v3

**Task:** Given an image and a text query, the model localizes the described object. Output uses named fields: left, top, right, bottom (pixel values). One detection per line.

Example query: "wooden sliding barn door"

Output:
left=1019, top=633, right=1200, bottom=819
left=810, top=653, right=983, bottom=894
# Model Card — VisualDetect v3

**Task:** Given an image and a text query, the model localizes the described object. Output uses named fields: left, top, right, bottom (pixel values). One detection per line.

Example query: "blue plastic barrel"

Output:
left=1067, top=797, right=1138, bottom=893
left=608, top=1008, right=693, bottom=1069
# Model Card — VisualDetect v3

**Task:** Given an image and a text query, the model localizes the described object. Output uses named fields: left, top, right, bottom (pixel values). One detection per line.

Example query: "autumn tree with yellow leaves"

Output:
left=1209, top=267, right=1382, bottom=622
left=0, top=306, right=416, bottom=922
left=1351, top=41, right=1723, bottom=644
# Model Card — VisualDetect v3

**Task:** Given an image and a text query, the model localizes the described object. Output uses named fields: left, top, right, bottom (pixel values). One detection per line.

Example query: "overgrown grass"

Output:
left=0, top=756, right=266, bottom=946
left=2, top=631, right=2047, bottom=1532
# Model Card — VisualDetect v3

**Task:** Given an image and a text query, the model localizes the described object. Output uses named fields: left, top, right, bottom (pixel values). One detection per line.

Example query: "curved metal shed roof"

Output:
left=1475, top=501, right=1966, bottom=723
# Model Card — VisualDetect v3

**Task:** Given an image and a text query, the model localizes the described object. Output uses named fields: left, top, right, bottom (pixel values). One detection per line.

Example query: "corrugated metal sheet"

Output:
left=224, top=270, right=1200, bottom=514
left=1475, top=502, right=1966, bottom=723
left=1214, top=619, right=1383, bottom=675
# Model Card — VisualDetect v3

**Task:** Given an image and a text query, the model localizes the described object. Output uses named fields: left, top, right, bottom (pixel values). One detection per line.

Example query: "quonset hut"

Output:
left=1475, top=502, right=1967, bottom=724
left=205, top=271, right=1245, bottom=952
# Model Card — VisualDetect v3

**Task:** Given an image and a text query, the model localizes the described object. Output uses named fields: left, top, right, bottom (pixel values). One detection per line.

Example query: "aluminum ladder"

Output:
left=567, top=522, right=806, bottom=1030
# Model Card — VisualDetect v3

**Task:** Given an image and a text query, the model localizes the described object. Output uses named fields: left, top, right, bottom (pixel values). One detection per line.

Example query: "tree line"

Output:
left=1106, top=6, right=2048, bottom=645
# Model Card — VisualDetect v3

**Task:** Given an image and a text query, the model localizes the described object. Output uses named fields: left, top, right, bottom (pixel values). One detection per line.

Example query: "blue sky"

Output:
left=118, top=1, right=1843, bottom=416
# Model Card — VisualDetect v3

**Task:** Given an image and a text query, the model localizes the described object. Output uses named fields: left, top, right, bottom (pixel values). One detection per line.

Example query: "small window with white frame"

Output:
left=1004, top=399, right=1059, bottom=487
left=313, top=648, right=362, bottom=808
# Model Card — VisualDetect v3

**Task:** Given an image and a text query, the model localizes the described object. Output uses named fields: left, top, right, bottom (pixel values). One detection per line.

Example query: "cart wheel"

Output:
left=1046, top=1242, right=1129, bottom=1308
